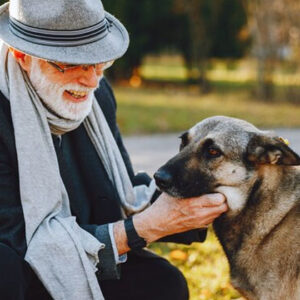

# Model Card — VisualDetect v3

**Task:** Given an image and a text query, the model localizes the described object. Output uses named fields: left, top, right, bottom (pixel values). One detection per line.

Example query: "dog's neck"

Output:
left=214, top=165, right=299, bottom=255
left=213, top=165, right=300, bottom=299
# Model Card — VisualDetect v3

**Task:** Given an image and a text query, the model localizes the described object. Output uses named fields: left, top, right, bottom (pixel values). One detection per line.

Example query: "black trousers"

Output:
left=0, top=243, right=189, bottom=300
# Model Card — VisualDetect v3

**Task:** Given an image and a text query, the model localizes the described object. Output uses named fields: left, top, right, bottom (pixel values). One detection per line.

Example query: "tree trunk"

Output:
left=256, top=57, right=274, bottom=100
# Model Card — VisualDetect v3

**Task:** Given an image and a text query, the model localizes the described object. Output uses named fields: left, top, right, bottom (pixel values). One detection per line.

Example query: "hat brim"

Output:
left=0, top=3, right=129, bottom=64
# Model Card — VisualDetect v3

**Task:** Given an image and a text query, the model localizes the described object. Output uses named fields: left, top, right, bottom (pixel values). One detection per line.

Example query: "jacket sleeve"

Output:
left=0, top=139, right=27, bottom=257
left=82, top=223, right=122, bottom=280
left=0, top=93, right=27, bottom=256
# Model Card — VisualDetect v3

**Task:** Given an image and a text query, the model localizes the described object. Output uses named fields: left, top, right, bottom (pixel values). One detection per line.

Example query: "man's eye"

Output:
left=58, top=64, right=76, bottom=69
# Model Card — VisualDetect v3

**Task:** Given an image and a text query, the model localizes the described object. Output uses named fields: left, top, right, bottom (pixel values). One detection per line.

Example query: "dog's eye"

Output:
left=206, top=147, right=222, bottom=158
left=209, top=149, right=219, bottom=155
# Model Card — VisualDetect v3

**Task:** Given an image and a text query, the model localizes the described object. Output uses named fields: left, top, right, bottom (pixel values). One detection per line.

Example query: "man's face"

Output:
left=27, top=57, right=103, bottom=120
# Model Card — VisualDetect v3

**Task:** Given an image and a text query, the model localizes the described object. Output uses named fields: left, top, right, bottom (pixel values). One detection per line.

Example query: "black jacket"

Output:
left=0, top=78, right=206, bottom=279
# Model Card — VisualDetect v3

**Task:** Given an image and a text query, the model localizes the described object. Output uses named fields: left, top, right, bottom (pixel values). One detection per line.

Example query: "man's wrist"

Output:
left=112, top=210, right=163, bottom=257
left=113, top=220, right=129, bottom=256
left=133, top=211, right=161, bottom=244
left=108, top=223, right=127, bottom=264
left=124, top=216, right=147, bottom=250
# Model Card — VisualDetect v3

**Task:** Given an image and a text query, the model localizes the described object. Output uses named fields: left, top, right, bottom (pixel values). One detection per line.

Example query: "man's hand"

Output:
left=113, top=193, right=227, bottom=255
left=133, top=193, right=227, bottom=243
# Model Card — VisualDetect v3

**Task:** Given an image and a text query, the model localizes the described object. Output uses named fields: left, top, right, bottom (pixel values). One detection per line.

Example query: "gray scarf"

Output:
left=0, top=42, right=156, bottom=299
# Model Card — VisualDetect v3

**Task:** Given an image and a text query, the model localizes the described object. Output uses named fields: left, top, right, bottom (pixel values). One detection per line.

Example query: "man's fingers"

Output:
left=199, top=203, right=228, bottom=219
left=198, top=203, right=228, bottom=227
left=197, top=193, right=226, bottom=207
left=218, top=203, right=228, bottom=212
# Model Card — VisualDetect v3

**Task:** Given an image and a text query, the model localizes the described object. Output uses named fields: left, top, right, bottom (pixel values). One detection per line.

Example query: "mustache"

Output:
left=56, top=75, right=103, bottom=94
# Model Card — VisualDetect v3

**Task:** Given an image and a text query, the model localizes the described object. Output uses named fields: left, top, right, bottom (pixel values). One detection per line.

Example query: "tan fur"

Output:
left=231, top=166, right=300, bottom=299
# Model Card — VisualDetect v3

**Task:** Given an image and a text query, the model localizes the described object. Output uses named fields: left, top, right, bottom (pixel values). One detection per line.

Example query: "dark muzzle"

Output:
left=154, top=168, right=173, bottom=190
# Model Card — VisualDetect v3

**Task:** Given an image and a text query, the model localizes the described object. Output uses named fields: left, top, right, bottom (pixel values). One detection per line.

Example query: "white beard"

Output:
left=28, top=58, right=101, bottom=121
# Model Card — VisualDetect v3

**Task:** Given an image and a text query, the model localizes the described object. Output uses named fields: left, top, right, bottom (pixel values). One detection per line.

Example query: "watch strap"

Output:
left=124, top=216, right=147, bottom=250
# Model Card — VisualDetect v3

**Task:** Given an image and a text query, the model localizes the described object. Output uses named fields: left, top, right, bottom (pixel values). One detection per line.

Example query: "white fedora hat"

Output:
left=0, top=0, right=129, bottom=64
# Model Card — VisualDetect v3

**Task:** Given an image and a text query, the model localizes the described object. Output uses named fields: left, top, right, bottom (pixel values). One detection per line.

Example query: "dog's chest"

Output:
left=214, top=207, right=300, bottom=300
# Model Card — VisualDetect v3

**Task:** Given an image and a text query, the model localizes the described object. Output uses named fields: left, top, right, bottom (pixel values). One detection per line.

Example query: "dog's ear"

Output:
left=246, top=134, right=300, bottom=165
left=179, top=131, right=190, bottom=151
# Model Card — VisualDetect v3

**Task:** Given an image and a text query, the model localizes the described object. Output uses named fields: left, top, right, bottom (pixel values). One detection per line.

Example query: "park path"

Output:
left=124, top=129, right=300, bottom=176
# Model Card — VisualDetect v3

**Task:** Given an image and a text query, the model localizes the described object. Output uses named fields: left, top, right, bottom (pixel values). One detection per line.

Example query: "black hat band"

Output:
left=9, top=17, right=111, bottom=47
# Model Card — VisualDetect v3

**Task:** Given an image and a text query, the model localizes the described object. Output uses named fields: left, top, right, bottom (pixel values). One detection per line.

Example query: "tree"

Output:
left=211, top=0, right=250, bottom=59
left=174, top=0, right=216, bottom=91
left=174, top=0, right=249, bottom=92
left=104, top=0, right=250, bottom=84
left=103, top=0, right=184, bottom=80
left=250, top=0, right=300, bottom=100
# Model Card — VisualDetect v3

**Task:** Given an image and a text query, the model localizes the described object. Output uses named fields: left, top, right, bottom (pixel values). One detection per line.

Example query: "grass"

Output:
left=140, top=55, right=300, bottom=87
left=114, top=85, right=300, bottom=135
left=149, top=228, right=244, bottom=300
left=113, top=55, right=300, bottom=135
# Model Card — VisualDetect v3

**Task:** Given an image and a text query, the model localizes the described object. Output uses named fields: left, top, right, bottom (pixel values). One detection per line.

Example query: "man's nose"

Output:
left=77, top=66, right=101, bottom=88
left=154, top=168, right=173, bottom=190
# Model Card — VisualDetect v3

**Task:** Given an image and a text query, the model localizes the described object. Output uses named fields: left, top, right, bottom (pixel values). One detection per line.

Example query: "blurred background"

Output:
left=2, top=0, right=299, bottom=298
left=100, top=0, right=300, bottom=136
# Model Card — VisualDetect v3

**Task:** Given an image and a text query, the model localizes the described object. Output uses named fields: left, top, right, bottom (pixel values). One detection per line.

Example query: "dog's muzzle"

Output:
left=154, top=168, right=173, bottom=190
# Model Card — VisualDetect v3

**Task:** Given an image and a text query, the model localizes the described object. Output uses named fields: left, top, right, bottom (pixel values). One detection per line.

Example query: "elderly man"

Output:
left=0, top=0, right=227, bottom=299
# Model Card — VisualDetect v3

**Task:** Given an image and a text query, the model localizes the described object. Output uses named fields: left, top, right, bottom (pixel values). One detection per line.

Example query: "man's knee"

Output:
left=101, top=252, right=189, bottom=300
left=0, top=243, right=26, bottom=299
left=134, top=254, right=189, bottom=300
left=154, top=258, right=189, bottom=300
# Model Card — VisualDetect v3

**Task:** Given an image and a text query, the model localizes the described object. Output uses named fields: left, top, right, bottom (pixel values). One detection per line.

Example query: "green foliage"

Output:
left=102, top=0, right=250, bottom=79
left=102, top=0, right=187, bottom=79
left=211, top=0, right=250, bottom=58
left=0, top=0, right=250, bottom=80
left=0, top=0, right=6, bottom=5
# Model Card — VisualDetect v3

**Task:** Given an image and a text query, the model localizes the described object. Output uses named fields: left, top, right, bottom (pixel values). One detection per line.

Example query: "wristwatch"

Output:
left=124, top=216, right=147, bottom=250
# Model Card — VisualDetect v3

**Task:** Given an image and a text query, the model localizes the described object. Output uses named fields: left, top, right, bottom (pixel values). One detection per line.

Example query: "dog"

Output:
left=154, top=116, right=300, bottom=300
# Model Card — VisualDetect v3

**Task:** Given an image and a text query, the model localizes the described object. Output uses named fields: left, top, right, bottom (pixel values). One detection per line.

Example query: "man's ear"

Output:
left=9, top=48, right=31, bottom=73
left=246, top=134, right=300, bottom=165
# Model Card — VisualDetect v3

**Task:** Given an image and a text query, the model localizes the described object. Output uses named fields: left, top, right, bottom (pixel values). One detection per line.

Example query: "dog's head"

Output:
left=154, top=116, right=300, bottom=214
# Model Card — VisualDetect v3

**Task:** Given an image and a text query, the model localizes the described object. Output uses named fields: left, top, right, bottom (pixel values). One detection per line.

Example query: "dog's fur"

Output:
left=154, top=116, right=300, bottom=300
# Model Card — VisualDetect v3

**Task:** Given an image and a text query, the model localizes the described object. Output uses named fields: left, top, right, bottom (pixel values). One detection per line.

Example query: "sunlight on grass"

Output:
left=140, top=55, right=300, bottom=87
left=149, top=229, right=245, bottom=300
left=115, top=55, right=300, bottom=136
left=114, top=85, right=300, bottom=135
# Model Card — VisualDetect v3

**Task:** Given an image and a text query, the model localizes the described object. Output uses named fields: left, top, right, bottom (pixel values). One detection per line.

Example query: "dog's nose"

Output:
left=154, top=169, right=173, bottom=190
